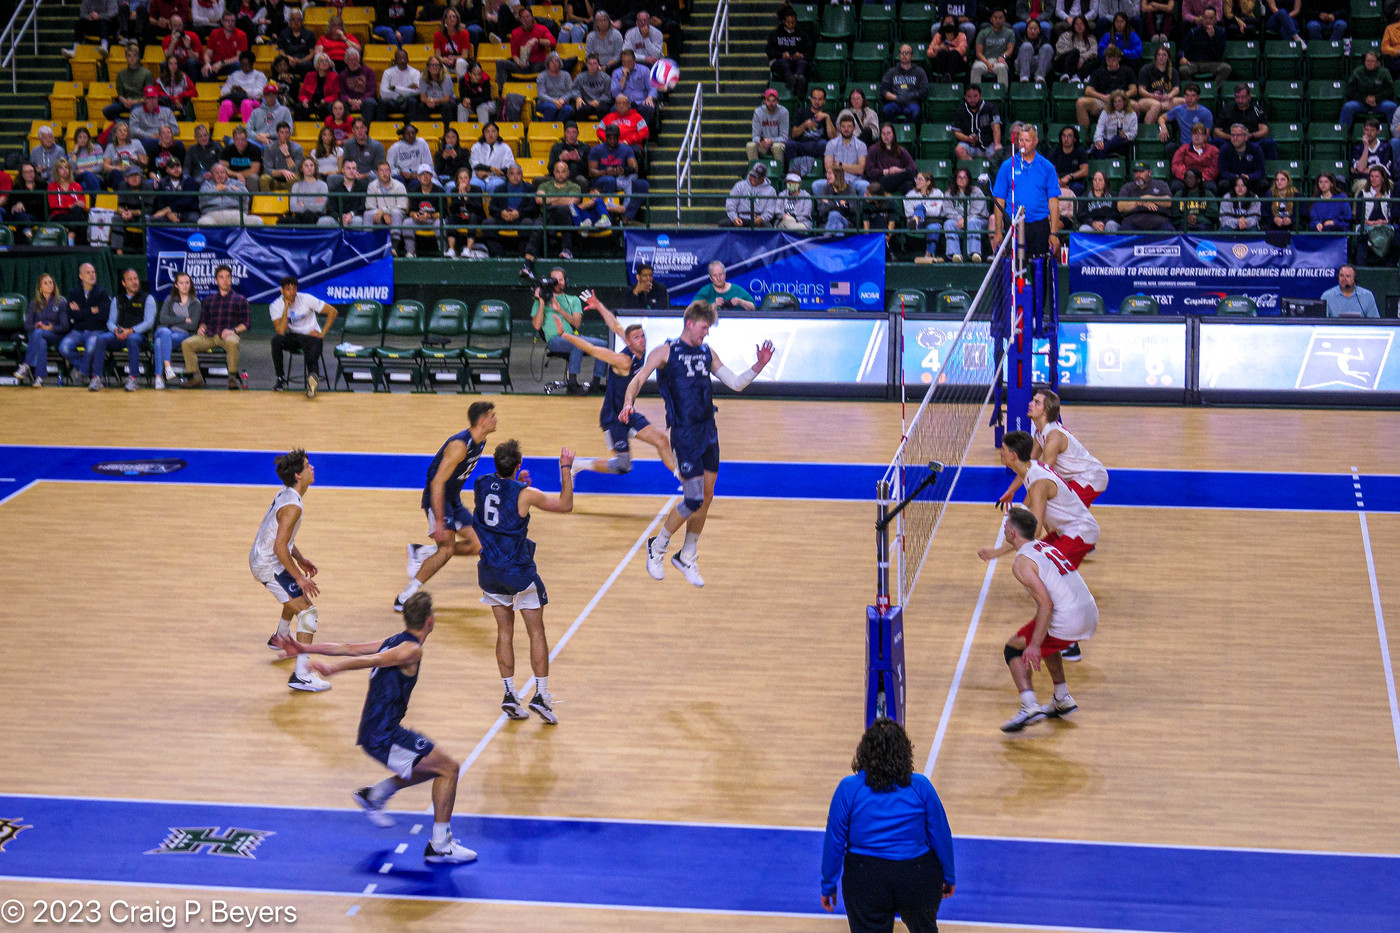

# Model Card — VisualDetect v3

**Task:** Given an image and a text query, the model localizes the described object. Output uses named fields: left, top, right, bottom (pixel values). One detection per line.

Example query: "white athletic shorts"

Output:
left=256, top=568, right=303, bottom=603
left=480, top=582, right=543, bottom=610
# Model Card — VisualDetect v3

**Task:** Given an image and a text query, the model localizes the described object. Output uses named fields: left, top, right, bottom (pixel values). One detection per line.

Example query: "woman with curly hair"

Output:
left=821, top=718, right=955, bottom=933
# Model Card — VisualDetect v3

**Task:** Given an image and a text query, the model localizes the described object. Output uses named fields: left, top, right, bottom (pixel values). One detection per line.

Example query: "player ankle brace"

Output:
left=607, top=450, right=632, bottom=473
left=296, top=606, right=319, bottom=635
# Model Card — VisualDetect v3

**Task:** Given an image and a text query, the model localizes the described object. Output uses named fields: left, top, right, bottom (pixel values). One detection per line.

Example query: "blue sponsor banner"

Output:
left=1201, top=322, right=1400, bottom=391
left=1069, top=233, right=1345, bottom=314
left=624, top=230, right=886, bottom=310
left=146, top=227, right=393, bottom=304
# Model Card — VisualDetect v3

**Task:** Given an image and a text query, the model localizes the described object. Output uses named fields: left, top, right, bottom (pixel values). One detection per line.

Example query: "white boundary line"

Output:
left=0, top=478, right=38, bottom=506
left=454, top=495, right=679, bottom=782
left=1357, top=510, right=1400, bottom=771
left=925, top=519, right=1007, bottom=778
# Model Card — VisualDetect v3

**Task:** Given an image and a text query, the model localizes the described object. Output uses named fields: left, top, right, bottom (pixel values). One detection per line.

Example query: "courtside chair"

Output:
left=759, top=291, right=800, bottom=311
left=0, top=294, right=26, bottom=377
left=887, top=289, right=926, bottom=313
left=1066, top=292, right=1107, bottom=315
left=374, top=299, right=428, bottom=392
left=1215, top=295, right=1258, bottom=316
left=465, top=299, right=513, bottom=393
left=333, top=299, right=386, bottom=390
left=1118, top=295, right=1160, bottom=315
left=422, top=299, right=471, bottom=393
left=936, top=289, right=972, bottom=314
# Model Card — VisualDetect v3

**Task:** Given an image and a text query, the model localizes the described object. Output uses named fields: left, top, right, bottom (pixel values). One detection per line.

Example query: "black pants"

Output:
left=271, top=332, right=323, bottom=381
left=841, top=852, right=944, bottom=933
left=1022, top=217, right=1052, bottom=258
left=770, top=57, right=810, bottom=96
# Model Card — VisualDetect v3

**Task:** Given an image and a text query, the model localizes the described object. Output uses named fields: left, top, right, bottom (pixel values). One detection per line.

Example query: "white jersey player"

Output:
left=998, top=389, right=1108, bottom=509
left=249, top=448, right=329, bottom=692
left=981, top=431, right=1099, bottom=569
left=997, top=506, right=1099, bottom=733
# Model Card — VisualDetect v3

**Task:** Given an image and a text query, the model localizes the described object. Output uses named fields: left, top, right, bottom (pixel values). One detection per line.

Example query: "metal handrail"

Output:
left=673, top=81, right=703, bottom=222
left=0, top=0, right=43, bottom=94
left=706, top=0, right=730, bottom=94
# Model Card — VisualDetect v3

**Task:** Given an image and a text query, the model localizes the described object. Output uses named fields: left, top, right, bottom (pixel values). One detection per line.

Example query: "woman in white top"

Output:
left=469, top=122, right=516, bottom=192
left=312, top=126, right=343, bottom=177
left=904, top=170, right=947, bottom=260
left=1092, top=89, right=1136, bottom=155
left=218, top=50, right=269, bottom=123
left=838, top=88, right=881, bottom=147
left=288, top=157, right=334, bottom=226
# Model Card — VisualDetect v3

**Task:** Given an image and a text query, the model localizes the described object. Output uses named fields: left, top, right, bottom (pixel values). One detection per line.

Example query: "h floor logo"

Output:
left=147, top=827, right=274, bottom=858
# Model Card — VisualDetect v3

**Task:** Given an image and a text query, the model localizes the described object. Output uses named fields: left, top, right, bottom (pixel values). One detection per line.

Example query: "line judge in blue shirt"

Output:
left=990, top=124, right=1062, bottom=260
left=821, top=718, right=956, bottom=933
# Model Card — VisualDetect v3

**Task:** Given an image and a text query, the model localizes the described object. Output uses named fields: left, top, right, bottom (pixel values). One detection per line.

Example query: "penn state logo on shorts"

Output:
left=413, top=736, right=430, bottom=751
left=681, top=461, right=693, bottom=474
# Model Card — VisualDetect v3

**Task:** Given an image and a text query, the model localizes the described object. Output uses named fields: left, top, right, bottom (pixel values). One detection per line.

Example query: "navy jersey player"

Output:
left=619, top=300, right=774, bottom=587
left=551, top=293, right=677, bottom=477
left=396, top=401, right=498, bottom=611
left=249, top=448, right=330, bottom=692
left=474, top=439, right=575, bottom=724
left=273, top=592, right=477, bottom=864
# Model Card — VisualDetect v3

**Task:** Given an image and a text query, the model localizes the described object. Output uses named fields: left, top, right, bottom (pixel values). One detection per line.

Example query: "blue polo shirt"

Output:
left=992, top=150, right=1059, bottom=224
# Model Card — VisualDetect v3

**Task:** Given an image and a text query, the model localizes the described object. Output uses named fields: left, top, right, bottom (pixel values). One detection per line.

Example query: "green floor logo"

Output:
left=147, top=827, right=274, bottom=858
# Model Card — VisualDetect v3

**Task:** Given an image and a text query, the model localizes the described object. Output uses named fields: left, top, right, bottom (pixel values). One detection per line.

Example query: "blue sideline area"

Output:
left=0, top=794, right=1396, bottom=932
left=0, top=444, right=1397, bottom=513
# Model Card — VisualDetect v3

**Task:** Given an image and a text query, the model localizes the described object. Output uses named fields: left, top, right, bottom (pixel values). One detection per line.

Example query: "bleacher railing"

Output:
left=707, top=0, right=731, bottom=93
left=0, top=0, right=43, bottom=94
left=673, top=82, right=704, bottom=222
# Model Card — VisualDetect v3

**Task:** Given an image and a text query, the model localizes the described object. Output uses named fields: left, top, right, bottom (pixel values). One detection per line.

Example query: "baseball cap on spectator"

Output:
left=124, top=164, right=143, bottom=175
left=1132, top=161, right=1149, bottom=173
left=748, top=163, right=768, bottom=179
left=763, top=88, right=778, bottom=101
left=417, top=163, right=434, bottom=175
left=264, top=82, right=279, bottom=94
left=785, top=172, right=801, bottom=183
left=144, top=86, right=158, bottom=98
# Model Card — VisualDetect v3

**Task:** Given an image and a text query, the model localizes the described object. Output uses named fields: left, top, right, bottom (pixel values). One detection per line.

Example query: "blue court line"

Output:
left=1, top=444, right=1399, bottom=513
left=0, top=794, right=1396, bottom=932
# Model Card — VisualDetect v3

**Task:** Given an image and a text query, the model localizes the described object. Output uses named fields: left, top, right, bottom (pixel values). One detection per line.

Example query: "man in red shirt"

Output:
left=599, top=94, right=649, bottom=148
left=202, top=11, right=248, bottom=78
left=144, top=0, right=190, bottom=46
left=496, top=6, right=554, bottom=91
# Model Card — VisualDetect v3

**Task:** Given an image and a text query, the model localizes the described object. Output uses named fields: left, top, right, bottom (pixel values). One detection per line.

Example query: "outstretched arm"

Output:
left=583, top=291, right=625, bottom=337
left=555, top=313, right=630, bottom=370
left=709, top=341, right=775, bottom=391
left=620, top=341, right=671, bottom=422
left=274, top=634, right=418, bottom=666
left=521, top=448, right=575, bottom=513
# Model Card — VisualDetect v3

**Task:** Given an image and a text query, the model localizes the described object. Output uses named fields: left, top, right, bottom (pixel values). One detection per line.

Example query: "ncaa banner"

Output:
left=624, top=230, right=886, bottom=310
left=1069, top=233, right=1345, bottom=313
left=146, top=227, right=393, bottom=304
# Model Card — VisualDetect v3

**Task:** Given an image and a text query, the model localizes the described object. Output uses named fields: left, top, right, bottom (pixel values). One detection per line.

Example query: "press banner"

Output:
left=147, top=227, right=393, bottom=304
left=624, top=230, right=886, bottom=310
left=1068, top=233, right=1346, bottom=313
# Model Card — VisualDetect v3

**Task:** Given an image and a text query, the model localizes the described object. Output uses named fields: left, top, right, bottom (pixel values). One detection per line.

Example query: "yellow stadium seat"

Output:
left=519, top=157, right=548, bottom=181
left=65, top=120, right=101, bottom=146
left=505, top=81, right=538, bottom=101
left=176, top=122, right=200, bottom=144
left=212, top=121, right=236, bottom=142
left=370, top=121, right=402, bottom=144
left=362, top=45, right=393, bottom=69
left=92, top=193, right=119, bottom=211
left=475, top=43, right=509, bottom=63
left=405, top=44, right=433, bottom=67
left=192, top=83, right=221, bottom=123
left=340, top=8, right=374, bottom=43
left=531, top=5, right=564, bottom=22
left=303, top=6, right=332, bottom=35
left=50, top=82, right=84, bottom=124
left=556, top=43, right=583, bottom=71
left=252, top=194, right=288, bottom=220
left=142, top=45, right=164, bottom=69
left=67, top=45, right=103, bottom=83
left=85, top=81, right=116, bottom=105
left=527, top=121, right=564, bottom=147
left=254, top=44, right=279, bottom=65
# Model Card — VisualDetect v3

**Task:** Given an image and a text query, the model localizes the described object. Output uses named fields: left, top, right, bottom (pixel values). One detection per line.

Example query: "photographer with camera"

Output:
left=529, top=266, right=608, bottom=395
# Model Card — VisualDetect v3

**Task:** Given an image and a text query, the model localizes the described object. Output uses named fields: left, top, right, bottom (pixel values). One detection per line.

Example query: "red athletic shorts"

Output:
left=1065, top=479, right=1101, bottom=507
left=1015, top=619, right=1077, bottom=655
left=1042, top=532, right=1095, bottom=569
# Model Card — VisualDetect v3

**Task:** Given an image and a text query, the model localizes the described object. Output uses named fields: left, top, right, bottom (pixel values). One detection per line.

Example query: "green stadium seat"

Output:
left=333, top=300, right=385, bottom=391
left=1089, top=157, right=1126, bottom=187
left=924, top=82, right=965, bottom=124
left=1309, top=80, right=1347, bottom=123
left=859, top=3, right=896, bottom=42
left=1223, top=41, right=1259, bottom=80
left=887, top=288, right=926, bottom=312
left=1351, top=0, right=1384, bottom=39
left=1350, top=38, right=1380, bottom=64
left=1118, top=295, right=1160, bottom=315
left=936, top=288, right=972, bottom=313
left=918, top=157, right=954, bottom=187
left=1273, top=123, right=1306, bottom=159
left=1265, top=80, right=1305, bottom=121
left=1216, top=295, right=1257, bottom=316
left=919, top=122, right=957, bottom=157
left=1306, top=159, right=1347, bottom=184
left=421, top=299, right=470, bottom=393
left=1008, top=81, right=1048, bottom=125
left=843, top=81, right=879, bottom=105
left=0, top=293, right=26, bottom=376
left=851, top=41, right=891, bottom=81
left=814, top=44, right=849, bottom=82
left=893, top=122, right=918, bottom=150
left=1263, top=40, right=1303, bottom=80
left=956, top=157, right=991, bottom=185
left=1307, top=123, right=1348, bottom=161
left=1308, top=41, right=1346, bottom=80
left=1133, top=138, right=1166, bottom=164
left=1051, top=82, right=1084, bottom=123
left=820, top=5, right=855, bottom=41
left=373, top=300, right=427, bottom=393
left=1265, top=159, right=1305, bottom=184
left=1066, top=291, right=1107, bottom=314
left=900, top=3, right=936, bottom=43
left=1193, top=80, right=1221, bottom=107
left=464, top=300, right=513, bottom=393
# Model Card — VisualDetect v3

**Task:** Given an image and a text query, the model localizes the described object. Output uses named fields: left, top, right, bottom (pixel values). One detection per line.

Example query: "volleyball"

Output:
left=649, top=58, right=680, bottom=92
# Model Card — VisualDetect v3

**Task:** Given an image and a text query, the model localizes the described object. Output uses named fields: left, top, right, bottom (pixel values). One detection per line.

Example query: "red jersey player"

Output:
left=998, top=389, right=1108, bottom=509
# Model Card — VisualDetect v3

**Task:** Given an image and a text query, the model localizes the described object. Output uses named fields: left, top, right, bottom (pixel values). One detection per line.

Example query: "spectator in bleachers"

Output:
left=1264, top=168, right=1297, bottom=234
left=216, top=50, right=266, bottom=121
left=58, top=264, right=109, bottom=386
left=1097, top=0, right=1142, bottom=33
left=365, top=160, right=412, bottom=253
left=199, top=161, right=258, bottom=224
left=329, top=159, right=369, bottom=225
left=1051, top=125, right=1088, bottom=194
left=905, top=170, right=944, bottom=257
left=151, top=157, right=201, bottom=223
left=157, top=55, right=198, bottom=119
left=971, top=9, right=1016, bottom=85
left=611, top=49, right=656, bottom=122
left=938, top=0, right=978, bottom=43
left=493, top=162, right=541, bottom=257
left=548, top=121, right=591, bottom=181
left=220, top=124, right=263, bottom=191
left=287, top=156, right=333, bottom=224
left=406, top=164, right=444, bottom=254
left=151, top=271, right=199, bottom=388
left=103, top=45, right=155, bottom=123
left=587, top=123, right=649, bottom=222
left=374, top=0, right=419, bottom=47
left=1159, top=83, right=1213, bottom=158
left=1223, top=0, right=1262, bottom=37
left=1052, top=14, right=1097, bottom=80
left=570, top=53, right=610, bottom=120
left=1213, top=82, right=1276, bottom=160
left=1342, top=51, right=1397, bottom=132
left=1141, top=0, right=1176, bottom=42
left=183, top=122, right=220, bottom=180
left=747, top=88, right=788, bottom=164
left=324, top=99, right=354, bottom=141
left=1096, top=15, right=1141, bottom=66
left=815, top=167, right=859, bottom=229
left=536, top=53, right=576, bottom=120
left=1077, top=169, right=1120, bottom=230
left=434, top=127, right=468, bottom=182
left=313, top=125, right=344, bottom=176
left=7, top=164, right=44, bottom=238
left=260, top=122, right=302, bottom=192
left=1217, top=172, right=1259, bottom=227
left=1135, top=44, right=1180, bottom=125
left=469, top=122, right=515, bottom=191
left=1350, top=117, right=1393, bottom=192
left=1076, top=45, right=1135, bottom=128
left=839, top=88, right=881, bottom=146
left=602, top=93, right=650, bottom=147
left=1180, top=0, right=1220, bottom=30
left=1308, top=171, right=1351, bottom=231
left=768, top=5, right=812, bottom=98
left=1176, top=167, right=1214, bottom=229
left=145, top=124, right=187, bottom=175
left=1052, top=0, right=1097, bottom=32
left=867, top=123, right=917, bottom=196
left=558, top=0, right=593, bottom=44
left=813, top=114, right=875, bottom=198
left=178, top=264, right=245, bottom=388
left=316, top=16, right=363, bottom=69
left=1321, top=263, right=1380, bottom=316
left=771, top=171, right=812, bottom=230
left=1170, top=121, right=1219, bottom=190
left=67, top=0, right=118, bottom=57
left=48, top=160, right=87, bottom=244
left=1014, top=20, right=1054, bottom=82
left=529, top=160, right=582, bottom=259
left=337, top=46, right=379, bottom=122
left=202, top=11, right=248, bottom=78
left=110, top=164, right=149, bottom=251
left=1015, top=0, right=1053, bottom=40
left=144, top=0, right=189, bottom=46
left=1217, top=121, right=1266, bottom=191
left=498, top=6, right=556, bottom=90
left=296, top=54, right=341, bottom=120
left=260, top=0, right=293, bottom=42
left=435, top=9, right=474, bottom=79
left=70, top=128, right=105, bottom=192
left=29, top=127, right=66, bottom=185
left=953, top=83, right=1002, bottom=161
left=12, top=274, right=67, bottom=387
left=879, top=45, right=929, bottom=123
left=445, top=167, right=484, bottom=256
left=623, top=11, right=664, bottom=66
left=1178, top=6, right=1230, bottom=83
left=459, top=60, right=497, bottom=123
left=586, top=11, right=625, bottom=72
left=787, top=86, right=837, bottom=169
left=1385, top=11, right=1400, bottom=80
left=475, top=0, right=518, bottom=45
left=692, top=260, right=756, bottom=310
left=248, top=83, right=293, bottom=145
left=927, top=18, right=972, bottom=82
left=190, top=0, right=224, bottom=37
left=388, top=122, right=433, bottom=185
left=276, top=8, right=316, bottom=77
left=341, top=117, right=386, bottom=179
left=99, top=268, right=157, bottom=392
left=162, top=16, right=203, bottom=78
left=1115, top=160, right=1174, bottom=230
left=104, top=121, right=147, bottom=188
left=379, top=46, right=423, bottom=118
left=129, top=86, right=179, bottom=145
left=1263, top=0, right=1304, bottom=44
left=724, top=162, right=777, bottom=227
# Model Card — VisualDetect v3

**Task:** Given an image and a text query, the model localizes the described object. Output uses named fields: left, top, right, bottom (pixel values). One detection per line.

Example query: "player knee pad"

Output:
left=679, top=476, right=704, bottom=515
left=1003, top=643, right=1024, bottom=665
left=295, top=606, right=318, bottom=635
left=607, top=450, right=632, bottom=474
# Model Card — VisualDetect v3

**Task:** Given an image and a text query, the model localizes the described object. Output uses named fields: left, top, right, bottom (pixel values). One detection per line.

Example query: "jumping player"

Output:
left=475, top=440, right=575, bottom=725
left=619, top=300, right=775, bottom=587
left=997, top=389, right=1108, bottom=509
left=551, top=293, right=677, bottom=477
left=994, top=507, right=1098, bottom=733
left=273, top=591, right=478, bottom=864
left=396, top=401, right=498, bottom=611
left=249, top=448, right=330, bottom=692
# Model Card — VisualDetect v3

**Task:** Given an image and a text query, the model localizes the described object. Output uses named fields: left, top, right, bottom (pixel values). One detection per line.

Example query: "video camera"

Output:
left=520, top=266, right=560, bottom=301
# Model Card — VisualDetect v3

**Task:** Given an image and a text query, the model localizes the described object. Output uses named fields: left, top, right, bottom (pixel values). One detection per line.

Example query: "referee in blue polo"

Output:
left=990, top=124, right=1061, bottom=259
